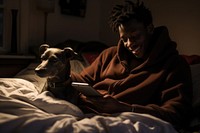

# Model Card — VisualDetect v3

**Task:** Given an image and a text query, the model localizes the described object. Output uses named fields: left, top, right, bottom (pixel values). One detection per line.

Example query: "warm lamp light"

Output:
left=36, top=0, right=55, bottom=13
left=36, top=0, right=55, bottom=43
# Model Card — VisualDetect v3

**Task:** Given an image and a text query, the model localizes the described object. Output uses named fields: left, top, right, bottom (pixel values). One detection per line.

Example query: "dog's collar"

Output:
left=47, top=78, right=71, bottom=88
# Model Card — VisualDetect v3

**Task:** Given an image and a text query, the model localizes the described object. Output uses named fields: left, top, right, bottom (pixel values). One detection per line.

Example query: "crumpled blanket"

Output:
left=0, top=78, right=177, bottom=133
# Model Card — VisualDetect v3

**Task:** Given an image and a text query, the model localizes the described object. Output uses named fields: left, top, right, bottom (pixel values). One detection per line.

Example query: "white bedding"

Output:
left=0, top=78, right=178, bottom=133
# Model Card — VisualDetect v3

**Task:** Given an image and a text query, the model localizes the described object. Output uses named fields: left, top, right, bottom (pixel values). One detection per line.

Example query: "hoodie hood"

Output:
left=117, top=26, right=178, bottom=71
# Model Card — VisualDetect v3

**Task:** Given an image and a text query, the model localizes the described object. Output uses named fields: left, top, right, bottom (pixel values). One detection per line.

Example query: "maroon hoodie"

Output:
left=71, top=26, right=193, bottom=129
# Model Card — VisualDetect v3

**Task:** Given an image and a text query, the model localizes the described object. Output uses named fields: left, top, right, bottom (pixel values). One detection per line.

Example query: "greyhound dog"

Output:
left=35, top=44, right=79, bottom=104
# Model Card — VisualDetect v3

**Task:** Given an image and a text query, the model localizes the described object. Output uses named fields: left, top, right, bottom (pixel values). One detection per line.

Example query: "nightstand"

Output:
left=0, top=55, right=36, bottom=78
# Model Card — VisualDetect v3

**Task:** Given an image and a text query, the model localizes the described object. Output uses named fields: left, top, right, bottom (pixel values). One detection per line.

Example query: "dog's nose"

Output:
left=35, top=64, right=42, bottom=72
left=35, top=65, right=47, bottom=75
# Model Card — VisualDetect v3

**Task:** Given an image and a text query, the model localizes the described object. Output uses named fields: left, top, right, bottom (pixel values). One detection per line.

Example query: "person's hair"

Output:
left=109, top=0, right=153, bottom=32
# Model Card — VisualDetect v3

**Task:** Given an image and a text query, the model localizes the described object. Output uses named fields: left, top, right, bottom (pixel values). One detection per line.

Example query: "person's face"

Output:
left=118, top=19, right=152, bottom=59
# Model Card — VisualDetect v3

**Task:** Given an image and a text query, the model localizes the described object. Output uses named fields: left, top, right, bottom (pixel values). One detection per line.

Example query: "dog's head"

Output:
left=35, top=44, right=77, bottom=78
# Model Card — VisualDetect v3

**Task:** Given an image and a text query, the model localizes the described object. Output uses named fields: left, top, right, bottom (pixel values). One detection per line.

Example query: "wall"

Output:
left=18, top=0, right=200, bottom=55
left=28, top=0, right=101, bottom=48
left=99, top=0, right=121, bottom=46
left=145, top=0, right=200, bottom=55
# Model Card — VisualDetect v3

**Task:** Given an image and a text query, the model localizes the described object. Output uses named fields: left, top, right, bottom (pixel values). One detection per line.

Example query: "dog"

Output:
left=35, top=44, right=79, bottom=104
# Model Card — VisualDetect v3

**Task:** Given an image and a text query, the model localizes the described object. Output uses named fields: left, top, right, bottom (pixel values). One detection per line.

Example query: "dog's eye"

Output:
left=41, top=55, right=47, bottom=61
left=40, top=57, right=45, bottom=62
left=49, top=57, right=58, bottom=62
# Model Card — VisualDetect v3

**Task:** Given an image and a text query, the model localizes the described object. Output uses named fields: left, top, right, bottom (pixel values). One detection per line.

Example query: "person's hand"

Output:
left=80, top=94, right=131, bottom=114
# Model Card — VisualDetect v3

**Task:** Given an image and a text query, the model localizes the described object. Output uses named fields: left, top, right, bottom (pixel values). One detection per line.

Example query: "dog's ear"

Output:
left=39, top=44, right=49, bottom=55
left=63, top=47, right=78, bottom=59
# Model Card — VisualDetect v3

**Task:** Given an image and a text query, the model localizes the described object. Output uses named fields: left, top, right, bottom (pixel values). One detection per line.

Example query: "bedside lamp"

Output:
left=36, top=0, right=55, bottom=43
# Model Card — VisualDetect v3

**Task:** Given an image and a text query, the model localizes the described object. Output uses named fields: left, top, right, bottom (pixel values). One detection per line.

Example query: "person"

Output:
left=70, top=0, right=193, bottom=130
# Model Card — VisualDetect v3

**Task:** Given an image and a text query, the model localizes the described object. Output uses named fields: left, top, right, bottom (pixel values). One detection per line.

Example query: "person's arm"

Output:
left=71, top=47, right=116, bottom=84
left=81, top=58, right=193, bottom=129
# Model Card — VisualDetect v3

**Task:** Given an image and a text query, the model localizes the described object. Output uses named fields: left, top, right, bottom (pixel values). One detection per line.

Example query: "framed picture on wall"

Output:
left=59, top=0, right=87, bottom=17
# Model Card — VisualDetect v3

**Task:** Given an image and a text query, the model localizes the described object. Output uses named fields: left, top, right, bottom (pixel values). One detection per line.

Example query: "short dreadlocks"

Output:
left=109, top=0, right=152, bottom=32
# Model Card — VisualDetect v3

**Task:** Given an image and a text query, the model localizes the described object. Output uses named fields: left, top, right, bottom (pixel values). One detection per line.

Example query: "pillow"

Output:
left=15, top=63, right=47, bottom=93
left=182, top=55, right=200, bottom=65
left=190, top=63, right=200, bottom=108
left=81, top=52, right=100, bottom=65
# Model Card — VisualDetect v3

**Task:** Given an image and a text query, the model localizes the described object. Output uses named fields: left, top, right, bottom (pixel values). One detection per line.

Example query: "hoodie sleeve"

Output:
left=71, top=47, right=117, bottom=85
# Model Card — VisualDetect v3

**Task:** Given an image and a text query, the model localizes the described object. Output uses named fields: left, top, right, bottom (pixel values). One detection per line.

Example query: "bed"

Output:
left=0, top=40, right=200, bottom=133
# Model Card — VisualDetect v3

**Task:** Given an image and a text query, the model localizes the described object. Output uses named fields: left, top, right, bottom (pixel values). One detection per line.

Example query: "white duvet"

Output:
left=0, top=78, right=177, bottom=133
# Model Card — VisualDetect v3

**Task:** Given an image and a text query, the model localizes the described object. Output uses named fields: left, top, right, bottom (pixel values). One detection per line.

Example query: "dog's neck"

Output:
left=47, top=77, right=71, bottom=88
left=47, top=70, right=71, bottom=89
left=47, top=61, right=71, bottom=83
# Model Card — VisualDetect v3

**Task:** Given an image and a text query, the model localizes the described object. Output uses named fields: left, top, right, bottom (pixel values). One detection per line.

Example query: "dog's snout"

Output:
left=35, top=64, right=43, bottom=71
left=35, top=64, right=48, bottom=76
left=35, top=67, right=44, bottom=72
